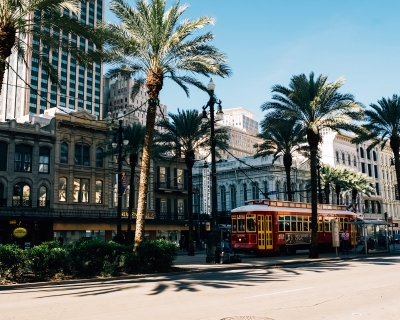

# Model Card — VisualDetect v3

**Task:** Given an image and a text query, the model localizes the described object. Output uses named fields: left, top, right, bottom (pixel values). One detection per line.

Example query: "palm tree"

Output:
left=123, top=123, right=146, bottom=245
left=347, top=171, right=375, bottom=212
left=352, top=95, right=400, bottom=204
left=106, top=0, right=231, bottom=248
left=261, top=72, right=363, bottom=258
left=0, top=0, right=105, bottom=94
left=155, top=109, right=229, bottom=256
left=255, top=118, right=307, bottom=201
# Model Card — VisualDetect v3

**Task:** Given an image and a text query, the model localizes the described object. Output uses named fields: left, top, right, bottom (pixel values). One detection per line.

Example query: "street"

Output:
left=1, top=255, right=400, bottom=320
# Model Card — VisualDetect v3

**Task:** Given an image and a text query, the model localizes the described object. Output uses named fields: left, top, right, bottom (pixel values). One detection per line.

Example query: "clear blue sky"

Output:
left=105, top=1, right=400, bottom=124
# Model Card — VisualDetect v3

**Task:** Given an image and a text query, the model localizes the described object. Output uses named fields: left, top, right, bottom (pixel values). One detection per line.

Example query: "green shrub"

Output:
left=66, top=239, right=127, bottom=277
left=135, top=239, right=177, bottom=273
left=0, top=244, right=26, bottom=283
left=26, top=241, right=69, bottom=280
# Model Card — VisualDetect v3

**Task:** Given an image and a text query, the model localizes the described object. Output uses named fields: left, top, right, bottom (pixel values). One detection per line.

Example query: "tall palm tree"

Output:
left=255, top=118, right=307, bottom=201
left=123, top=123, right=146, bottom=245
left=352, top=95, right=400, bottom=203
left=261, top=72, right=363, bottom=258
left=0, top=0, right=105, bottom=94
left=106, top=0, right=231, bottom=248
left=155, top=109, right=229, bottom=256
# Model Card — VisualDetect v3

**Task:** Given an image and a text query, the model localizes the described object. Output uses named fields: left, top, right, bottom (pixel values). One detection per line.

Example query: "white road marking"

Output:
left=244, top=287, right=313, bottom=298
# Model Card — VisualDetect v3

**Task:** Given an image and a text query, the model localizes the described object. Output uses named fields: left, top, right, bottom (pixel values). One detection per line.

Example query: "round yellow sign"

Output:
left=13, top=227, right=28, bottom=238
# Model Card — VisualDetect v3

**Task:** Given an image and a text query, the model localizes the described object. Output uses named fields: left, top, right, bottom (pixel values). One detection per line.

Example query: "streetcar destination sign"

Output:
left=285, top=233, right=311, bottom=245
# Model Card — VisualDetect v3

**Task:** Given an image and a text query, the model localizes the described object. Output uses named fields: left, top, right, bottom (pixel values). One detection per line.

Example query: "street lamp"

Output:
left=201, top=79, right=223, bottom=263
left=106, top=111, right=129, bottom=243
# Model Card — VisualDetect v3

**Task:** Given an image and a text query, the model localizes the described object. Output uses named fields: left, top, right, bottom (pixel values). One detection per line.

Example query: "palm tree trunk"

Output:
left=127, top=154, right=138, bottom=245
left=390, top=136, right=400, bottom=206
left=134, top=72, right=163, bottom=249
left=283, top=154, right=293, bottom=201
left=186, top=150, right=195, bottom=256
left=307, top=130, right=320, bottom=258
left=0, top=26, right=16, bottom=95
left=335, top=185, right=341, bottom=205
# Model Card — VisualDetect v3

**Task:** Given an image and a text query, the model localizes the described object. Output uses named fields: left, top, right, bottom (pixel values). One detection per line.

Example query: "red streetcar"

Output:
left=231, top=199, right=357, bottom=255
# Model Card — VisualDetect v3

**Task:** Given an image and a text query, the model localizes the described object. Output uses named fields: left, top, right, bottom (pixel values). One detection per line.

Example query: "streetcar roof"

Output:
left=231, top=204, right=353, bottom=215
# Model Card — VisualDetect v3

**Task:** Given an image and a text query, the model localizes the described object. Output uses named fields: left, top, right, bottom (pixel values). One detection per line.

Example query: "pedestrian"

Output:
left=341, top=228, right=350, bottom=255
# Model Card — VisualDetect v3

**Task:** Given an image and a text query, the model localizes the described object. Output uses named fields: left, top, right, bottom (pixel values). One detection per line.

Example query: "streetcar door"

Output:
left=265, top=215, right=273, bottom=249
left=257, top=215, right=265, bottom=250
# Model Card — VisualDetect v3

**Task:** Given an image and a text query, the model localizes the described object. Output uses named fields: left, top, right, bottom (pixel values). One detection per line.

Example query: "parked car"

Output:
left=394, top=234, right=400, bottom=244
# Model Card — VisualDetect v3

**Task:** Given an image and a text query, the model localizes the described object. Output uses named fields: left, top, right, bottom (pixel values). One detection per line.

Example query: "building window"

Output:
left=360, top=147, right=364, bottom=158
left=95, top=180, right=103, bottom=203
left=0, top=141, right=7, bottom=171
left=243, top=183, right=247, bottom=202
left=220, top=186, right=226, bottom=211
left=177, top=169, right=183, bottom=188
left=341, top=153, right=345, bottom=164
left=73, top=178, right=90, bottom=203
left=347, top=154, right=351, bottom=166
left=264, top=181, right=269, bottom=197
left=374, top=165, right=378, bottom=178
left=15, top=145, right=32, bottom=172
left=276, top=181, right=280, bottom=200
left=59, top=177, right=67, bottom=202
left=60, top=142, right=68, bottom=163
left=75, top=143, right=90, bottom=166
left=38, top=186, right=47, bottom=207
left=361, top=163, right=365, bottom=173
left=13, top=183, right=31, bottom=207
left=159, top=167, right=166, bottom=182
left=367, top=150, right=371, bottom=160
left=230, top=186, right=236, bottom=209
left=335, top=151, right=339, bottom=162
left=96, top=147, right=103, bottom=167
left=375, top=183, right=380, bottom=196
left=252, top=182, right=260, bottom=201
left=39, top=147, right=50, bottom=173
left=373, top=151, right=377, bottom=161
left=353, top=156, right=357, bottom=167
left=368, top=164, right=372, bottom=177
left=177, top=198, right=184, bottom=213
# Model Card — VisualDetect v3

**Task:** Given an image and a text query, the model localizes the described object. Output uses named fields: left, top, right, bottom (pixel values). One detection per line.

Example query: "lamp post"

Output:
left=201, top=79, right=224, bottom=263
left=107, top=111, right=129, bottom=244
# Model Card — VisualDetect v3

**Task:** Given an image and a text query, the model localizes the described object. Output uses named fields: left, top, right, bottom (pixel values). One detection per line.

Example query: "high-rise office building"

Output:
left=0, top=1, right=104, bottom=122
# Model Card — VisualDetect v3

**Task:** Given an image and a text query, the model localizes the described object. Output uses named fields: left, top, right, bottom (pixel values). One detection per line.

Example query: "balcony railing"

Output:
left=156, top=211, right=188, bottom=220
left=0, top=207, right=117, bottom=219
left=37, top=200, right=50, bottom=208
left=12, top=199, right=32, bottom=207
left=155, top=181, right=187, bottom=192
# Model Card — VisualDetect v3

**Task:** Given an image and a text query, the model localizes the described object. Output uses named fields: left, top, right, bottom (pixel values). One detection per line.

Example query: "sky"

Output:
left=104, top=0, right=400, bottom=125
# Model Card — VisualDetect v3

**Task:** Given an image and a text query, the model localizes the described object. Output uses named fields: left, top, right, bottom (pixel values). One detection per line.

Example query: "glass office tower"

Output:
left=0, top=0, right=103, bottom=121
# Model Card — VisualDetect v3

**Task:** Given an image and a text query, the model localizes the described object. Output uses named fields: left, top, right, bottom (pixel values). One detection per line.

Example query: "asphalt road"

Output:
left=1, top=255, right=400, bottom=320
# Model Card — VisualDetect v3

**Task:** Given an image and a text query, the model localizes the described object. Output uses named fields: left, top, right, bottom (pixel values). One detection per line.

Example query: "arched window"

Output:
left=353, top=156, right=357, bottom=167
left=220, top=186, right=226, bottom=211
left=15, top=145, right=32, bottom=172
left=96, top=147, right=103, bottom=168
left=13, top=183, right=31, bottom=207
left=347, top=154, right=351, bottom=165
left=0, top=182, right=5, bottom=206
left=60, top=142, right=68, bottom=164
left=276, top=181, right=280, bottom=200
left=0, top=141, right=7, bottom=171
left=341, top=152, right=345, bottom=164
left=39, top=147, right=50, bottom=173
left=252, top=182, right=259, bottom=201
left=73, top=178, right=90, bottom=203
left=95, top=180, right=103, bottom=204
left=59, top=177, right=67, bottom=202
left=75, top=143, right=90, bottom=166
left=243, top=183, right=247, bottom=202
left=38, top=186, right=48, bottom=207
left=230, top=186, right=236, bottom=209
left=335, top=151, right=339, bottom=162
left=373, top=151, right=377, bottom=161
left=283, top=183, right=288, bottom=201
left=367, top=149, right=371, bottom=160
left=360, top=147, right=364, bottom=158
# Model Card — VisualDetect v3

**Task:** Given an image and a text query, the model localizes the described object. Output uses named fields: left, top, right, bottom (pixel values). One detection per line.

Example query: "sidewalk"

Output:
left=173, top=248, right=400, bottom=273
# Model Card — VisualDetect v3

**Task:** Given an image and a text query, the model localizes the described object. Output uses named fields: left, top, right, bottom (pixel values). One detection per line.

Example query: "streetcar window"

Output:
left=324, top=218, right=330, bottom=231
left=318, top=217, right=323, bottom=232
left=291, top=216, right=297, bottom=231
left=238, top=215, right=245, bottom=231
left=285, top=216, right=290, bottom=231
left=246, top=214, right=256, bottom=232
left=297, top=216, right=303, bottom=231
left=278, top=216, right=284, bottom=231
left=232, top=216, right=237, bottom=233
left=303, top=217, right=309, bottom=231
left=339, top=217, right=349, bottom=231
